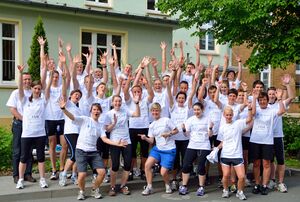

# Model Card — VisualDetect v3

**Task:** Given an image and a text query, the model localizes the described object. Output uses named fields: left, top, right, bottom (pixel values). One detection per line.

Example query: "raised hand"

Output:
left=37, top=36, right=46, bottom=46
left=141, top=56, right=151, bottom=67
left=59, top=51, right=66, bottom=63
left=281, top=74, right=291, bottom=86
left=241, top=82, right=248, bottom=91
left=110, top=43, right=116, bottom=49
left=179, top=41, right=184, bottom=49
left=236, top=55, right=242, bottom=63
left=160, top=41, right=167, bottom=50
left=194, top=43, right=200, bottom=52
left=151, top=58, right=159, bottom=67
left=73, top=54, right=82, bottom=64
left=59, top=97, right=67, bottom=109
left=170, top=48, right=175, bottom=56
left=99, top=51, right=108, bottom=66
left=207, top=54, right=213, bottom=64
left=58, top=36, right=64, bottom=48
left=65, top=43, right=72, bottom=52
left=276, top=88, right=283, bottom=99
left=17, top=64, right=25, bottom=73
left=88, top=46, right=94, bottom=55
left=108, top=56, right=114, bottom=66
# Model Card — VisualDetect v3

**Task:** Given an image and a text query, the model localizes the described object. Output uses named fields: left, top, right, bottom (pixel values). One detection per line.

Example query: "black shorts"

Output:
left=45, top=120, right=65, bottom=136
left=221, top=158, right=244, bottom=167
left=129, top=128, right=149, bottom=158
left=249, top=142, right=273, bottom=161
left=271, top=137, right=285, bottom=165
left=96, top=132, right=110, bottom=160
left=242, top=136, right=250, bottom=150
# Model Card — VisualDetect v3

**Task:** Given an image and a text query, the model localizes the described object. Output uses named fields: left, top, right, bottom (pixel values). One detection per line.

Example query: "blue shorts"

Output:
left=149, top=146, right=176, bottom=170
left=221, top=158, right=244, bottom=167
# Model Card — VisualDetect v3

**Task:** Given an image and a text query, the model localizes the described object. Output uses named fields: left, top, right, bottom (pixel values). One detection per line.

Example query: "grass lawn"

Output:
left=285, top=157, right=300, bottom=169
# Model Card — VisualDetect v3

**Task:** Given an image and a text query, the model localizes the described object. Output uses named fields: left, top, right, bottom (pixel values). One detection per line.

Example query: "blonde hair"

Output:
left=223, top=106, right=233, bottom=114
left=150, top=102, right=161, bottom=111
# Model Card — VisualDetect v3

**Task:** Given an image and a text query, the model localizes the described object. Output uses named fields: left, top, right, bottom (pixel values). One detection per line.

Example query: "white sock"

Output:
left=147, top=184, right=152, bottom=189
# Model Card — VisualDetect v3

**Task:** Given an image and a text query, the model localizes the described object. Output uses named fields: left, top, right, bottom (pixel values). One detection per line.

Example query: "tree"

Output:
left=27, top=16, right=49, bottom=81
left=158, top=0, right=300, bottom=73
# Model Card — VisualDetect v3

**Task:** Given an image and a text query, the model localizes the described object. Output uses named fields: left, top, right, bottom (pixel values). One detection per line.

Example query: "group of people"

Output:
left=6, top=37, right=295, bottom=200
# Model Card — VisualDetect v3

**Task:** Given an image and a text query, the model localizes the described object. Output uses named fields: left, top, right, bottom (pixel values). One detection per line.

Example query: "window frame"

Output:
left=84, top=0, right=112, bottom=9
left=0, top=21, right=19, bottom=86
left=260, top=65, right=271, bottom=89
left=199, top=22, right=217, bottom=54
left=80, top=29, right=125, bottom=69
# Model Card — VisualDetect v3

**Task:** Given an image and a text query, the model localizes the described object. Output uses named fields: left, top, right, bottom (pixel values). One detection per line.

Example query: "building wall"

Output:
left=232, top=45, right=299, bottom=113
left=0, top=3, right=174, bottom=120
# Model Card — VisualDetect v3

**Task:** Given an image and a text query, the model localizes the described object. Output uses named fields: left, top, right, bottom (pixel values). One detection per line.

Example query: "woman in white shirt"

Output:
left=218, top=104, right=253, bottom=200
left=104, top=95, right=140, bottom=196
left=178, top=102, right=213, bottom=196
left=140, top=103, right=179, bottom=196
left=16, top=65, right=48, bottom=189
left=60, top=100, right=127, bottom=200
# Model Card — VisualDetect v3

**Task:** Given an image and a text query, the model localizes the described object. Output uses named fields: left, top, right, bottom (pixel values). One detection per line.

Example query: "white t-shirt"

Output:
left=268, top=101, right=288, bottom=138
left=250, top=107, right=278, bottom=145
left=128, top=97, right=150, bottom=128
left=218, top=119, right=247, bottom=158
left=169, top=104, right=191, bottom=141
left=239, top=108, right=251, bottom=137
left=180, top=73, right=193, bottom=95
left=6, top=89, right=31, bottom=116
left=73, top=116, right=105, bottom=152
left=93, top=96, right=112, bottom=124
left=150, top=90, right=169, bottom=122
left=185, top=115, right=211, bottom=150
left=64, top=100, right=82, bottom=134
left=203, top=99, right=222, bottom=135
left=21, top=97, right=47, bottom=138
left=105, top=108, right=133, bottom=144
left=229, top=79, right=241, bottom=89
left=148, top=117, right=177, bottom=151
left=79, top=87, right=93, bottom=116
left=44, top=86, right=64, bottom=120
left=70, top=72, right=88, bottom=92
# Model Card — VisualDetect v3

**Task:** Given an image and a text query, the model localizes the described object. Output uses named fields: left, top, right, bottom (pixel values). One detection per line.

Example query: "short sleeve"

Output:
left=167, top=118, right=177, bottom=130
left=184, top=118, right=191, bottom=132
left=148, top=124, right=154, bottom=137
left=72, top=116, right=85, bottom=126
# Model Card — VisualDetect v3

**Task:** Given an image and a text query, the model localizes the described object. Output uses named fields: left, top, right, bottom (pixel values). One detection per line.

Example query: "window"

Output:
left=85, top=0, right=112, bottom=7
left=260, top=65, right=271, bottom=89
left=199, top=22, right=215, bottom=51
left=147, top=0, right=160, bottom=11
left=0, top=22, right=18, bottom=84
left=81, top=31, right=122, bottom=68
left=200, top=30, right=215, bottom=51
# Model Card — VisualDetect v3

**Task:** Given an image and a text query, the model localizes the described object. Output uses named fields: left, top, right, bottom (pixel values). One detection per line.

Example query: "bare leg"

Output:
left=110, top=170, right=117, bottom=188
left=59, top=135, right=68, bottom=171
left=262, top=160, right=271, bottom=186
left=19, top=162, right=26, bottom=179
left=277, top=164, right=285, bottom=183
left=93, top=169, right=105, bottom=189
left=221, top=165, right=231, bottom=190
left=160, top=167, right=170, bottom=185
left=48, top=136, right=57, bottom=172
left=144, top=157, right=157, bottom=186
left=120, top=171, right=129, bottom=187
left=234, top=165, right=245, bottom=191
left=78, top=172, right=87, bottom=191
left=253, top=159, right=261, bottom=185
left=38, top=162, right=45, bottom=178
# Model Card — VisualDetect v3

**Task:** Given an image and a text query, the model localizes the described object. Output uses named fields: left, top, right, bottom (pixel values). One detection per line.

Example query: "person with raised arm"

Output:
left=140, top=103, right=179, bottom=195
left=59, top=99, right=127, bottom=200
left=250, top=89, right=285, bottom=195
left=104, top=94, right=140, bottom=196
left=218, top=102, right=253, bottom=200
left=16, top=65, right=48, bottom=189
left=267, top=74, right=295, bottom=193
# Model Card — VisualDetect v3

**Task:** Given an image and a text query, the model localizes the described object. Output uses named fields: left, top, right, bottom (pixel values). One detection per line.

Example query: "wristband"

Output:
left=60, top=107, right=65, bottom=110
left=209, top=127, right=213, bottom=130
left=182, top=128, right=186, bottom=133
left=135, top=101, right=139, bottom=105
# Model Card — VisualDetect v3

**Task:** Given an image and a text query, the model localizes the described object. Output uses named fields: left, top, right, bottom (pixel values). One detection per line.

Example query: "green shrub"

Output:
left=283, top=116, right=300, bottom=157
left=0, top=127, right=12, bottom=171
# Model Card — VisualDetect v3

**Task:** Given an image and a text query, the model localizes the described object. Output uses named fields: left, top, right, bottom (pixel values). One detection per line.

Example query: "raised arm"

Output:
left=17, top=65, right=25, bottom=101
left=38, top=36, right=47, bottom=84
left=211, top=64, right=219, bottom=84
left=207, top=54, right=213, bottom=69
left=65, top=43, right=73, bottom=73
left=83, top=46, right=94, bottom=75
left=160, top=41, right=167, bottom=73
left=71, top=55, right=81, bottom=90
left=246, top=103, right=253, bottom=124
left=57, top=36, right=64, bottom=71
left=60, top=98, right=75, bottom=121
left=194, top=43, right=200, bottom=67
left=109, top=56, right=118, bottom=91
left=198, top=78, right=208, bottom=102
left=144, top=64, right=154, bottom=103
left=59, top=51, right=70, bottom=89
left=111, top=43, right=119, bottom=69
left=188, top=75, right=197, bottom=109
left=281, top=74, right=295, bottom=106
left=236, top=56, right=242, bottom=81
left=45, top=70, right=53, bottom=101
left=151, top=58, right=160, bottom=80
left=167, top=74, right=174, bottom=109
left=275, top=89, right=286, bottom=116
left=131, top=95, right=141, bottom=117
left=99, top=51, right=108, bottom=83
left=213, top=83, right=222, bottom=109
left=220, top=55, right=229, bottom=80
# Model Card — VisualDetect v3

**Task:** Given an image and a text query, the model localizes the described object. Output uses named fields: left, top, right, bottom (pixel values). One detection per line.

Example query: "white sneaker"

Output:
left=222, top=189, right=229, bottom=198
left=277, top=183, right=288, bottom=193
left=171, top=180, right=179, bottom=191
left=142, top=185, right=153, bottom=196
left=236, top=190, right=247, bottom=200
left=165, top=184, right=172, bottom=194
left=91, top=188, right=102, bottom=199
left=16, top=179, right=24, bottom=189
left=92, top=174, right=97, bottom=184
left=77, top=190, right=85, bottom=200
left=267, top=180, right=276, bottom=189
left=71, top=175, right=78, bottom=185
left=40, top=178, right=48, bottom=188
left=59, top=173, right=67, bottom=186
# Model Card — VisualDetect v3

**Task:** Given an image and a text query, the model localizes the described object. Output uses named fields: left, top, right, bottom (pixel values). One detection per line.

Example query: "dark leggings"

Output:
left=182, top=148, right=210, bottom=176
left=64, top=133, right=78, bottom=162
left=21, top=136, right=46, bottom=163
left=129, top=128, right=149, bottom=158
left=110, top=144, right=132, bottom=172
left=174, top=140, right=189, bottom=170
